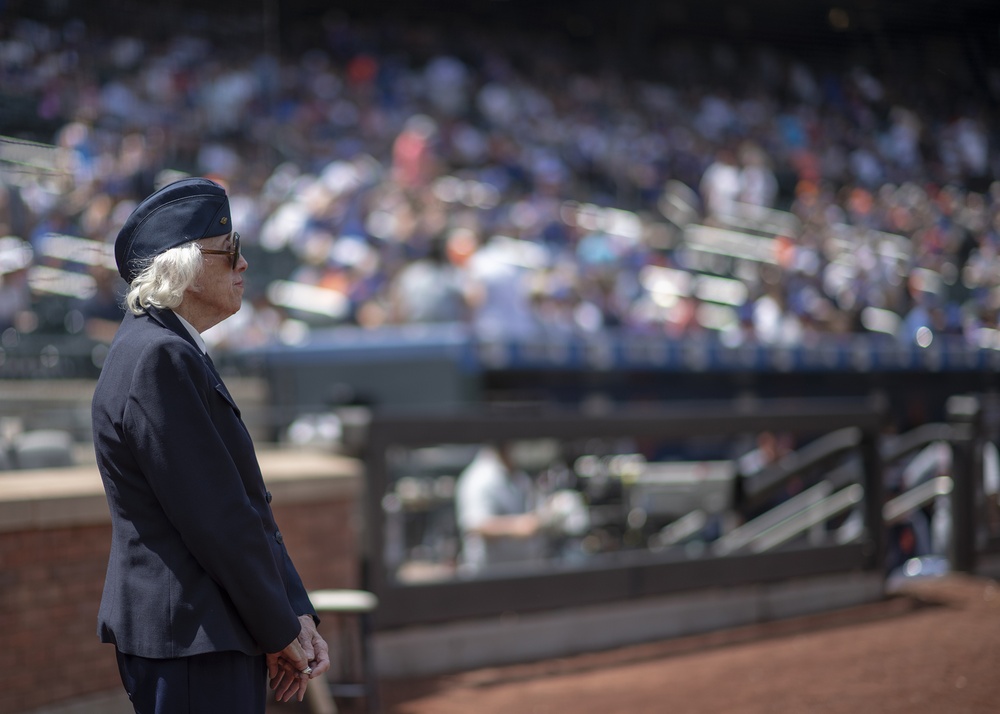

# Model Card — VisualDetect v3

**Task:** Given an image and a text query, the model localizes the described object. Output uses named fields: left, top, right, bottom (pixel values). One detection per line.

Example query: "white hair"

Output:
left=125, top=242, right=204, bottom=315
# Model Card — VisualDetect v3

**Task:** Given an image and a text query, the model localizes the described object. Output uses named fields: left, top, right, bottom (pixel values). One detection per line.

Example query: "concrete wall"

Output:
left=374, top=571, right=885, bottom=678
left=0, top=450, right=362, bottom=714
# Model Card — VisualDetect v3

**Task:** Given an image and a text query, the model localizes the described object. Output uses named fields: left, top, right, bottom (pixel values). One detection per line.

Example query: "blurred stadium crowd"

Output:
left=1, top=5, right=999, bottom=356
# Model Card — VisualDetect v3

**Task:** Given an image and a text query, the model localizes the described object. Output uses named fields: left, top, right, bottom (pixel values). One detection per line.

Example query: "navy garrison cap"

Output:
left=115, top=177, right=232, bottom=283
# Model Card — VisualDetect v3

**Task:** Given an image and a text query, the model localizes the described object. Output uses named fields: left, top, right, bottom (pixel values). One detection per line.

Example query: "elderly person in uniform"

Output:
left=91, top=177, right=330, bottom=712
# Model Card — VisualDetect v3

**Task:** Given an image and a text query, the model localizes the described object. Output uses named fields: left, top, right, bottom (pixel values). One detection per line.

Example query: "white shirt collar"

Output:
left=172, top=311, right=209, bottom=355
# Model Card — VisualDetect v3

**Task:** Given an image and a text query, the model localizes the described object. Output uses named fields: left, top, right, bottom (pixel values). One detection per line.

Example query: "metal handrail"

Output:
left=881, top=423, right=954, bottom=464
left=883, top=476, right=953, bottom=526
left=656, top=509, right=709, bottom=547
left=714, top=480, right=834, bottom=556
left=746, top=484, right=865, bottom=553
left=738, top=426, right=863, bottom=512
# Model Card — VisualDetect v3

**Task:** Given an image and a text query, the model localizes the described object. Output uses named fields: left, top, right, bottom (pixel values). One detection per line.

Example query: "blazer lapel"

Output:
left=146, top=307, right=242, bottom=418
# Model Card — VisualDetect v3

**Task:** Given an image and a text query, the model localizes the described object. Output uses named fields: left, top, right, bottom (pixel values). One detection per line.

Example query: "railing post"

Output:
left=947, top=395, right=981, bottom=574
left=859, top=427, right=885, bottom=571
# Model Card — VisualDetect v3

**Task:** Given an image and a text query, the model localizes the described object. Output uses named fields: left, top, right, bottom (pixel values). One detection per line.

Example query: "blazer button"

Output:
left=275, top=531, right=284, bottom=544
left=265, top=490, right=273, bottom=503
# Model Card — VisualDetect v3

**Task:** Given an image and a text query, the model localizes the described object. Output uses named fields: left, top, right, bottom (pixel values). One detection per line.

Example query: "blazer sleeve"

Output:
left=283, top=547, right=319, bottom=623
left=122, top=339, right=301, bottom=653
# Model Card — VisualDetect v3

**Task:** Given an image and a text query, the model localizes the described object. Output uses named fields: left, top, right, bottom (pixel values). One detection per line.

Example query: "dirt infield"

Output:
left=361, top=574, right=1000, bottom=714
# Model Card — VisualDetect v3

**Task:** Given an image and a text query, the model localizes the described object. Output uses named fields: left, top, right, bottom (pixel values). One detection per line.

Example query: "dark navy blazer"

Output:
left=91, top=307, right=315, bottom=659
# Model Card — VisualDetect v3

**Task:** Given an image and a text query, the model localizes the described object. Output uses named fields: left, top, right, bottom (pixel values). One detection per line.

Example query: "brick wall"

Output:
left=0, top=453, right=361, bottom=714
left=0, top=524, right=116, bottom=713
left=274, top=495, right=362, bottom=593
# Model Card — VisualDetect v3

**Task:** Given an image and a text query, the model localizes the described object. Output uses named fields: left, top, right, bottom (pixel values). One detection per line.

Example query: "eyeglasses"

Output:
left=199, top=231, right=241, bottom=270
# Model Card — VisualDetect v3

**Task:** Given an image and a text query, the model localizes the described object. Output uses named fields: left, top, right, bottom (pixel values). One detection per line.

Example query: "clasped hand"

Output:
left=266, top=615, right=331, bottom=702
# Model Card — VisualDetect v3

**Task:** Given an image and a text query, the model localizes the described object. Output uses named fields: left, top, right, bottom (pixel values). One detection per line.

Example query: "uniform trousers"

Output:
left=115, top=649, right=267, bottom=714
